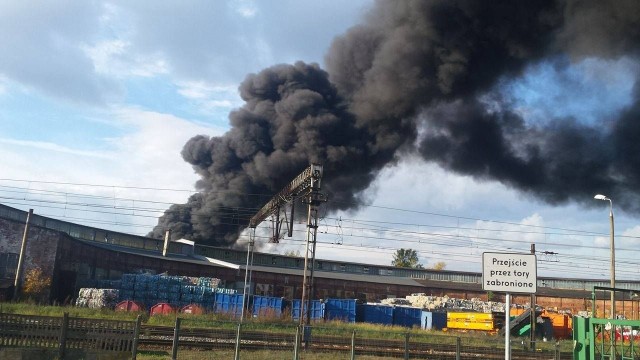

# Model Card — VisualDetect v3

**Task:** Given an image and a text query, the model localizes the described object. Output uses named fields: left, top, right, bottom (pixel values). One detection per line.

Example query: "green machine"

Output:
left=573, top=287, right=640, bottom=360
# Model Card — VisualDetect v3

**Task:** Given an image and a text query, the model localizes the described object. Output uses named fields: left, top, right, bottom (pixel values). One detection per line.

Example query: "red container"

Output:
left=150, top=302, right=175, bottom=316
left=115, top=300, right=144, bottom=312
left=181, top=304, right=204, bottom=315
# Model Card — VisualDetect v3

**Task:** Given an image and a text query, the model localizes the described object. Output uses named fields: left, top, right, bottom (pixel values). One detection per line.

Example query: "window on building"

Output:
left=0, top=253, right=18, bottom=279
left=94, top=267, right=107, bottom=280
left=68, top=225, right=80, bottom=238
left=77, top=263, right=91, bottom=280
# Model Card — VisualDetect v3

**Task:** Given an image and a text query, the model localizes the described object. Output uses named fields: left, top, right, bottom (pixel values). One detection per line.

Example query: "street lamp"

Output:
left=594, top=194, right=615, bottom=319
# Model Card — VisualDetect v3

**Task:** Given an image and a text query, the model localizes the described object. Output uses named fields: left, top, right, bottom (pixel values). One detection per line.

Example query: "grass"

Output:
left=136, top=349, right=401, bottom=360
left=0, top=302, right=146, bottom=321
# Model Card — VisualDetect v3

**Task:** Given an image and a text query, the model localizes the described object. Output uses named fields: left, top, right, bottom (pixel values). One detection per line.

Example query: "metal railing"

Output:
left=161, top=318, right=569, bottom=360
left=0, top=311, right=571, bottom=360
left=0, top=312, right=142, bottom=359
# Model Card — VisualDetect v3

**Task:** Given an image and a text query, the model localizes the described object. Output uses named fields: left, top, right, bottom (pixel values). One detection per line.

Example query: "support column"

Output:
left=14, top=209, right=33, bottom=299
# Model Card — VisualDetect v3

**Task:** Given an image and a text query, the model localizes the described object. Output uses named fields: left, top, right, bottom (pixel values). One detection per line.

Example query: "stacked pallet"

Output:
left=76, top=288, right=120, bottom=309
left=118, top=273, right=234, bottom=309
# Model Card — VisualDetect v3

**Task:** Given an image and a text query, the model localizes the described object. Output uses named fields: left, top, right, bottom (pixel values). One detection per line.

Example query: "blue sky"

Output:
left=1, top=0, right=638, bottom=280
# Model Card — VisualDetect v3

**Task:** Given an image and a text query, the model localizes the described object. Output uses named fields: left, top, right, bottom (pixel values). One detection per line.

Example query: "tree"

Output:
left=430, top=261, right=447, bottom=271
left=22, top=267, right=51, bottom=303
left=391, top=248, right=424, bottom=268
left=283, top=249, right=301, bottom=257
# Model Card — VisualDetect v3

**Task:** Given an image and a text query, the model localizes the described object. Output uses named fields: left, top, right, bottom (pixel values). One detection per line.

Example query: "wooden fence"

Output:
left=0, top=312, right=141, bottom=359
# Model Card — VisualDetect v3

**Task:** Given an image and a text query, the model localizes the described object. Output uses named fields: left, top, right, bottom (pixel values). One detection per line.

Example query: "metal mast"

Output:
left=300, top=172, right=326, bottom=326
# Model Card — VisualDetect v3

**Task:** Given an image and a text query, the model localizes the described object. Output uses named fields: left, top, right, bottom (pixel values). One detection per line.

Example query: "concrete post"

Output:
left=13, top=209, right=33, bottom=299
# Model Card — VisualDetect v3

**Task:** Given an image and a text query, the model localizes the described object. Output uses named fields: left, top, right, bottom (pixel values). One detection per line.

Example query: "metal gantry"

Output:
left=243, top=164, right=325, bottom=326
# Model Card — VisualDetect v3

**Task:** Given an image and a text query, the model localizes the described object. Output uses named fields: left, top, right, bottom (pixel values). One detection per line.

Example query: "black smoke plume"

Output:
left=151, top=0, right=640, bottom=246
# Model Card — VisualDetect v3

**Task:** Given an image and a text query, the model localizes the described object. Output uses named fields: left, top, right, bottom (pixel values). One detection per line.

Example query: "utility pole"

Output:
left=301, top=187, right=325, bottom=326
left=14, top=209, right=34, bottom=299
left=530, top=243, right=536, bottom=350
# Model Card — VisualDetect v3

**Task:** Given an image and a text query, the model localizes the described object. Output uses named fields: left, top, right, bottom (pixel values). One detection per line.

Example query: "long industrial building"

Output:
left=0, top=204, right=638, bottom=315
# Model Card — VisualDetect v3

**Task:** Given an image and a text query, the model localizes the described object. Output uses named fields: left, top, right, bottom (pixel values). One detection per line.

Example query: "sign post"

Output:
left=483, top=252, right=537, bottom=360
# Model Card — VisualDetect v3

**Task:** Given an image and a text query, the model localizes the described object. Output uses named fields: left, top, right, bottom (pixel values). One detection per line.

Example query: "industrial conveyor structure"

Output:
left=242, top=164, right=326, bottom=326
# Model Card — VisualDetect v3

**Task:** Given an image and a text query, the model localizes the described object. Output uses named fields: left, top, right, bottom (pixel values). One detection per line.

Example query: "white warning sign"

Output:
left=482, top=252, right=537, bottom=294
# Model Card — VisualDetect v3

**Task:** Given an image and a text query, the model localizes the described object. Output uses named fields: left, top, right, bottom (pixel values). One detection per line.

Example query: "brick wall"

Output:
left=0, top=217, right=61, bottom=299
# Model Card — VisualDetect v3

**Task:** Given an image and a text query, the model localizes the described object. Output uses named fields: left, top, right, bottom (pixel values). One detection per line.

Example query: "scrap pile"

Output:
left=75, top=288, right=119, bottom=309
left=404, top=294, right=506, bottom=313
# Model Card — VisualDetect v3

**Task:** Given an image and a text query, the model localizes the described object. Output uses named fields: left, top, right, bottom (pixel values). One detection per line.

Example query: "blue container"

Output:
left=252, top=296, right=288, bottom=317
left=133, top=291, right=145, bottom=302
left=356, top=304, right=394, bottom=325
left=431, top=311, right=447, bottom=330
left=393, top=306, right=422, bottom=328
left=325, top=299, right=357, bottom=323
left=421, top=311, right=432, bottom=330
left=214, top=293, right=246, bottom=318
left=134, top=282, right=146, bottom=291
left=119, top=290, right=134, bottom=301
left=291, top=299, right=324, bottom=321
left=121, top=274, right=136, bottom=290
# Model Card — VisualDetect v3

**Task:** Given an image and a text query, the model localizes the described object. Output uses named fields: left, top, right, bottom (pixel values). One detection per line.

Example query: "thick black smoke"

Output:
left=151, top=0, right=640, bottom=245
left=151, top=63, right=385, bottom=245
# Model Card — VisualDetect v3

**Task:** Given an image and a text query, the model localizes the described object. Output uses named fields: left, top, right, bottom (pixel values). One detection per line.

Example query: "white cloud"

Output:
left=0, top=1, right=121, bottom=105
left=593, top=235, right=609, bottom=248
left=230, top=0, right=258, bottom=18
left=83, top=40, right=169, bottom=78
left=0, top=107, right=224, bottom=234
left=109, top=106, right=225, bottom=188
left=176, top=81, right=237, bottom=100
left=0, top=0, right=373, bottom=106
left=176, top=80, right=243, bottom=114
left=0, top=75, right=7, bottom=96
left=0, top=138, right=115, bottom=159
left=617, top=225, right=640, bottom=248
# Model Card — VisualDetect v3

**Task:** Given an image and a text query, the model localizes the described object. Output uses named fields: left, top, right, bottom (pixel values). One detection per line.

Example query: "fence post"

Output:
left=404, top=332, right=410, bottom=360
left=171, top=317, right=181, bottom=360
left=234, top=322, right=242, bottom=360
left=58, top=312, right=69, bottom=360
left=555, top=340, right=560, bottom=360
left=293, top=325, right=300, bottom=360
left=131, top=314, right=142, bottom=360
left=350, top=330, right=356, bottom=360
left=456, top=336, right=461, bottom=360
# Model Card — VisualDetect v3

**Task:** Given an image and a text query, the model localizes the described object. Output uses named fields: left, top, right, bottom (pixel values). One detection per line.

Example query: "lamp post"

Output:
left=594, top=194, right=615, bottom=319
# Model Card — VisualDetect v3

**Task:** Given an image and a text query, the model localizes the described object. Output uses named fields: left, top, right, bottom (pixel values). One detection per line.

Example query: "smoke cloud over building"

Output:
left=151, top=0, right=640, bottom=246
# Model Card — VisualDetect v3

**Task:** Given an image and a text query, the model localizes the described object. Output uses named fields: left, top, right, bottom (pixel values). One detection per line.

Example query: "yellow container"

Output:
left=447, top=312, right=494, bottom=322
left=446, top=319, right=495, bottom=331
left=510, top=308, right=526, bottom=316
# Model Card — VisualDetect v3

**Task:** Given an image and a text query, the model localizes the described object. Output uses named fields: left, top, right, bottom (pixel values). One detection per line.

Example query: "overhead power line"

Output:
left=3, top=179, right=640, bottom=278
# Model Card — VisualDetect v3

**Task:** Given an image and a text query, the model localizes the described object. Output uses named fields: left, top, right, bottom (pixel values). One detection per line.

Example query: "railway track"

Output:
left=138, top=325, right=564, bottom=360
